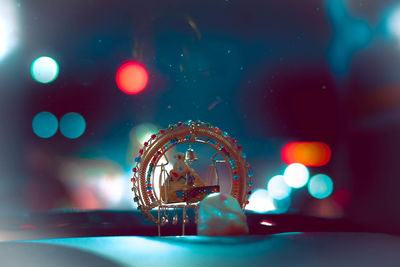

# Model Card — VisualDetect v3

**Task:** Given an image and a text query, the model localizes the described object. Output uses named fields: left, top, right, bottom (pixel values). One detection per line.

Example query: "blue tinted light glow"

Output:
left=308, top=174, right=334, bottom=199
left=60, top=112, right=86, bottom=139
left=388, top=7, right=400, bottom=40
left=267, top=175, right=292, bottom=200
left=0, top=0, right=18, bottom=61
left=245, top=189, right=276, bottom=213
left=31, top=56, right=59, bottom=83
left=32, top=111, right=58, bottom=138
left=326, top=0, right=371, bottom=76
left=272, top=196, right=291, bottom=214
left=133, top=123, right=158, bottom=144
left=0, top=19, right=14, bottom=61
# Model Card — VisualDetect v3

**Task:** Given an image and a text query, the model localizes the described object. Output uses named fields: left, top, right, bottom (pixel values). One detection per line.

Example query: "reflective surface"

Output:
left=1, top=233, right=400, bottom=266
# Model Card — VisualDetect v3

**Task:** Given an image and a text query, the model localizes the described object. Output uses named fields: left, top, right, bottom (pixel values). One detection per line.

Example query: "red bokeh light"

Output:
left=281, top=141, right=331, bottom=167
left=116, top=61, right=149, bottom=94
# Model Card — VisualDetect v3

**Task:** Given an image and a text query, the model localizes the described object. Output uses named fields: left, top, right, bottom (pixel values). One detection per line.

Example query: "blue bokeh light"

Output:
left=326, top=0, right=371, bottom=77
left=60, top=112, right=86, bottom=139
left=32, top=111, right=58, bottom=138
left=273, top=196, right=292, bottom=214
left=308, top=174, right=334, bottom=199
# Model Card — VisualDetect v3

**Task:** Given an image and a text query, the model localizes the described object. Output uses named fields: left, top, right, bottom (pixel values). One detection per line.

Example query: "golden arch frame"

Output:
left=131, top=121, right=253, bottom=223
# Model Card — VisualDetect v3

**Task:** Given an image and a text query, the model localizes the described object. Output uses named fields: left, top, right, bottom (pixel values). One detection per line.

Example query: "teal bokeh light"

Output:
left=31, top=56, right=59, bottom=83
left=60, top=112, right=86, bottom=139
left=326, top=0, right=371, bottom=77
left=308, top=174, right=334, bottom=199
left=32, top=111, right=58, bottom=138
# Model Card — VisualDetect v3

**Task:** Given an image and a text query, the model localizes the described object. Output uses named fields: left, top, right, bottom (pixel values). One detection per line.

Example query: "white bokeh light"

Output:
left=283, top=163, right=310, bottom=188
left=98, top=174, right=125, bottom=205
left=267, top=175, right=292, bottom=200
left=245, top=189, right=276, bottom=213
left=0, top=22, right=8, bottom=59
left=388, top=7, right=400, bottom=41
left=31, top=56, right=59, bottom=83
left=0, top=0, right=19, bottom=61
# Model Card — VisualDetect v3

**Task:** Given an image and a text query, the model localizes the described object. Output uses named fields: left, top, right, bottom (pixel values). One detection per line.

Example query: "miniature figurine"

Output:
left=130, top=121, right=253, bottom=236
left=160, top=152, right=206, bottom=203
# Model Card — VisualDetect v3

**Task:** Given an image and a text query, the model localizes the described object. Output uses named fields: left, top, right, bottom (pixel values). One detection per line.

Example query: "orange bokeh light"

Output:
left=281, top=142, right=331, bottom=167
left=116, top=61, right=148, bottom=94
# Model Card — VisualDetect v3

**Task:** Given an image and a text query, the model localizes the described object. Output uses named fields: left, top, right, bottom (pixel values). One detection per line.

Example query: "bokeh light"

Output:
left=116, top=61, right=148, bottom=94
left=0, top=0, right=18, bottom=61
left=246, top=189, right=276, bottom=213
left=0, top=19, right=11, bottom=60
left=267, top=175, right=292, bottom=200
left=308, top=174, right=334, bottom=199
left=283, top=163, right=310, bottom=188
left=98, top=174, right=126, bottom=205
left=31, top=56, right=59, bottom=83
left=326, top=0, right=371, bottom=76
left=60, top=112, right=86, bottom=139
left=281, top=142, right=331, bottom=167
left=32, top=111, right=58, bottom=138
left=273, top=196, right=292, bottom=214
left=59, top=159, right=136, bottom=210
left=388, top=6, right=400, bottom=41
left=132, top=123, right=159, bottom=144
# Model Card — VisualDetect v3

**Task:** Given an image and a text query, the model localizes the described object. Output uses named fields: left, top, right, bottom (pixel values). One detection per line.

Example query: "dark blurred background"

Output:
left=1, top=0, right=400, bottom=231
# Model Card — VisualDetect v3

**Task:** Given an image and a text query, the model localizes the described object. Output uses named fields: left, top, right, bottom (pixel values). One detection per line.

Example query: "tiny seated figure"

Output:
left=160, top=153, right=218, bottom=203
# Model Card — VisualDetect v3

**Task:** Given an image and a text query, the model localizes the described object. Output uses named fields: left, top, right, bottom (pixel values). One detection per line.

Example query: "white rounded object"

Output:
left=197, top=193, right=249, bottom=236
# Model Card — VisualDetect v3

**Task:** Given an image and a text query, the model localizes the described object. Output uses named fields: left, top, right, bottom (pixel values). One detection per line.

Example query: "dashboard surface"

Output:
left=1, top=232, right=400, bottom=266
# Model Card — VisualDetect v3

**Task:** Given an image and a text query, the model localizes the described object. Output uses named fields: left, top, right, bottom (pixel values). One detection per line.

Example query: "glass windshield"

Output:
left=1, top=0, right=400, bottom=232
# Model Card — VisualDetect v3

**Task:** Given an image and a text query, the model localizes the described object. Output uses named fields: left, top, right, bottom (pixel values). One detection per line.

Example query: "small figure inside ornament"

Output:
left=160, top=152, right=219, bottom=204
